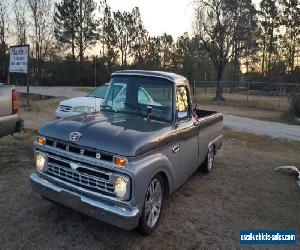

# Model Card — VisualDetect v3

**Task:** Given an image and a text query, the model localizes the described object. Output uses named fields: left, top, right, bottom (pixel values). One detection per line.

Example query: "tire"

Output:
left=138, top=174, right=164, bottom=236
left=200, top=145, right=215, bottom=173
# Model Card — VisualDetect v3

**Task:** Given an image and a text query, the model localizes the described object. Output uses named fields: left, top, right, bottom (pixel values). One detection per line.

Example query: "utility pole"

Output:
left=94, top=56, right=97, bottom=87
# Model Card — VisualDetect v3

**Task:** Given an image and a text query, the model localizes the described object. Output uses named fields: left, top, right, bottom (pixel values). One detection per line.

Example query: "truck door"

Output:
left=176, top=86, right=199, bottom=184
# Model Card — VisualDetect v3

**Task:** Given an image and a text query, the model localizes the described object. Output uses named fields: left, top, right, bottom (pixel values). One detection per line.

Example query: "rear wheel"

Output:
left=138, top=175, right=164, bottom=235
left=200, top=145, right=215, bottom=173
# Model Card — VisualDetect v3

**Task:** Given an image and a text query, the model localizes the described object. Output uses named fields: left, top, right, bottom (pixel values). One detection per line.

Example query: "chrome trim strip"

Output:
left=208, top=135, right=223, bottom=149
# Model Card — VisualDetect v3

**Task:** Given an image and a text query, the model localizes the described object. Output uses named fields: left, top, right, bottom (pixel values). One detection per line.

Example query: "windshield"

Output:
left=87, top=85, right=109, bottom=98
left=103, top=76, right=173, bottom=122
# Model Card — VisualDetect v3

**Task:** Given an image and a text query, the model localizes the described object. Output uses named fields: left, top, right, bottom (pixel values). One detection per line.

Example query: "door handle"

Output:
left=172, top=145, right=180, bottom=153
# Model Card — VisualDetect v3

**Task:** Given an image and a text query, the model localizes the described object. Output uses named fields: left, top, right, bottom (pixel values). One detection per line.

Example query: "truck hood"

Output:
left=38, top=112, right=178, bottom=157
left=60, top=97, right=104, bottom=109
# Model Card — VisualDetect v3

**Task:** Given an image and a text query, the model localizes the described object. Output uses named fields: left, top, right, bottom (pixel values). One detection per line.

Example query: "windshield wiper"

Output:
left=123, top=103, right=141, bottom=111
left=100, top=105, right=116, bottom=112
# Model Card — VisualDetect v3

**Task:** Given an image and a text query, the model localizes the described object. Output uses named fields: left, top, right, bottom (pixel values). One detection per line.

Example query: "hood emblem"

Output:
left=70, top=132, right=82, bottom=142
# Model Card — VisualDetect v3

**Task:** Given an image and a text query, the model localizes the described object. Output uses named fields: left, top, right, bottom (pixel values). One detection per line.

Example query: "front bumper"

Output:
left=30, top=172, right=140, bottom=230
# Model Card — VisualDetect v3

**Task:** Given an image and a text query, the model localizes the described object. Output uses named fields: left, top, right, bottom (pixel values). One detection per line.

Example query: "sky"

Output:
left=107, top=0, right=195, bottom=39
left=107, top=0, right=261, bottom=39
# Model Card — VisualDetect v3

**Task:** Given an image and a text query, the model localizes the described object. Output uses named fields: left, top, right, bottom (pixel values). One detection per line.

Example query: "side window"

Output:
left=114, top=86, right=126, bottom=103
left=138, top=87, right=150, bottom=105
left=176, top=87, right=189, bottom=119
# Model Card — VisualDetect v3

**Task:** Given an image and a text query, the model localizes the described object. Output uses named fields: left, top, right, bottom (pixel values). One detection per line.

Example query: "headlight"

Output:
left=114, top=176, right=128, bottom=199
left=73, top=106, right=94, bottom=113
left=36, top=153, right=47, bottom=172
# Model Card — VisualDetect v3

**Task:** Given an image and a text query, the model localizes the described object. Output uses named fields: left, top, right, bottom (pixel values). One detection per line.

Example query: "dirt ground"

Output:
left=18, top=97, right=64, bottom=130
left=0, top=130, right=299, bottom=249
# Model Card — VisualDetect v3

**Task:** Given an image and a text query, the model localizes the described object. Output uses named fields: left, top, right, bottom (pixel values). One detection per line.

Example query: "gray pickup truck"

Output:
left=0, top=84, right=23, bottom=138
left=30, top=71, right=223, bottom=235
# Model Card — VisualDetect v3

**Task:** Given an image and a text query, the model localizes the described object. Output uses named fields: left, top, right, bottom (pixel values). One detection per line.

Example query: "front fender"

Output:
left=129, top=152, right=175, bottom=211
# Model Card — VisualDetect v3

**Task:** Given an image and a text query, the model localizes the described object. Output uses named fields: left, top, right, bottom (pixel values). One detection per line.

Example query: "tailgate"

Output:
left=0, top=86, right=13, bottom=116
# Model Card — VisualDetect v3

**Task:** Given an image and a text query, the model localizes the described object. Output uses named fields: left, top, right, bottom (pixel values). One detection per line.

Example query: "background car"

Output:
left=56, top=82, right=161, bottom=118
left=55, top=83, right=110, bottom=118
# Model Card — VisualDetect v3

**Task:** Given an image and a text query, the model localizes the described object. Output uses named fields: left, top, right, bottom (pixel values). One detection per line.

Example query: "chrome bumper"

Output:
left=30, top=172, right=140, bottom=230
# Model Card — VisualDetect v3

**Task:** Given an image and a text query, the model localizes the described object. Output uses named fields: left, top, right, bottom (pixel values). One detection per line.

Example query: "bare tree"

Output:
left=0, top=1, right=9, bottom=82
left=99, top=2, right=118, bottom=65
left=193, top=0, right=256, bottom=100
left=280, top=0, right=300, bottom=81
left=14, top=0, right=27, bottom=45
left=0, top=1, right=8, bottom=45
left=27, top=0, right=53, bottom=83
left=113, top=10, right=133, bottom=67
left=259, top=0, right=280, bottom=80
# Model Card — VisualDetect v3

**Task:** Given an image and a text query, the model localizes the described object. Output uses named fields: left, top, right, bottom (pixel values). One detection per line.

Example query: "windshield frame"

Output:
left=102, top=76, right=175, bottom=123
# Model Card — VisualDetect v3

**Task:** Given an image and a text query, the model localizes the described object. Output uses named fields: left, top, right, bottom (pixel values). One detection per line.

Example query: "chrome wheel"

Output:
left=207, top=146, right=214, bottom=172
left=145, top=178, right=162, bottom=228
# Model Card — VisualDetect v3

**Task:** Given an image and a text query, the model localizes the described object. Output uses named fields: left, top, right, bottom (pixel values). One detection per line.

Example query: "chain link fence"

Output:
left=192, top=81, right=300, bottom=112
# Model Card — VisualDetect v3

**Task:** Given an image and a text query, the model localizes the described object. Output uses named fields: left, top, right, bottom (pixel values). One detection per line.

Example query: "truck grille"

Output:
left=46, top=154, right=115, bottom=197
left=59, top=105, right=72, bottom=112
left=45, top=138, right=113, bottom=163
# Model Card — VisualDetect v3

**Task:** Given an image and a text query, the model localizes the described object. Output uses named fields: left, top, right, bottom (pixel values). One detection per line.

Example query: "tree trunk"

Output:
left=71, top=19, right=75, bottom=63
left=261, top=35, right=266, bottom=80
left=215, top=62, right=224, bottom=101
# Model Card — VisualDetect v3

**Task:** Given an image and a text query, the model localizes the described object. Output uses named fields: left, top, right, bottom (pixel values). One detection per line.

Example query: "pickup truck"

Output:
left=0, top=84, right=23, bottom=138
left=30, top=70, right=223, bottom=235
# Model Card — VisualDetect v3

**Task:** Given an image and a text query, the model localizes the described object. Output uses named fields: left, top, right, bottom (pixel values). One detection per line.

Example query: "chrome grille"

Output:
left=59, top=105, right=72, bottom=112
left=47, top=155, right=115, bottom=196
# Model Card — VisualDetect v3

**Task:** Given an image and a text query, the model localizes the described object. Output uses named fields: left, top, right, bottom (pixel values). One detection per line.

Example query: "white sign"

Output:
left=9, top=46, right=29, bottom=73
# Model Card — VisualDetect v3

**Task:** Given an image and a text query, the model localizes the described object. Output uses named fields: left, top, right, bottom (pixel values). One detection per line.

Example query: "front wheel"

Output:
left=138, top=175, right=164, bottom=235
left=200, top=145, right=215, bottom=173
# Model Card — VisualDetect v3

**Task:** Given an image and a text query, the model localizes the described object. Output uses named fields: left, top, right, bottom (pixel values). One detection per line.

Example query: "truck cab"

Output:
left=30, top=70, right=223, bottom=235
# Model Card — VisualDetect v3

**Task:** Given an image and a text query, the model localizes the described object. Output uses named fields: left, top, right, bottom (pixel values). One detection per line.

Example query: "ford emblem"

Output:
left=70, top=132, right=82, bottom=142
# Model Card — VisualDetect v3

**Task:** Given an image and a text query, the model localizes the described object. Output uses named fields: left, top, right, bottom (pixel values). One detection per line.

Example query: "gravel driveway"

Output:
left=224, top=115, right=300, bottom=141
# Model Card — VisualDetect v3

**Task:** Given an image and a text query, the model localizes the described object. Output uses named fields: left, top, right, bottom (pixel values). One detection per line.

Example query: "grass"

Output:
left=223, top=128, right=300, bottom=152
left=19, top=96, right=64, bottom=113
left=195, top=88, right=289, bottom=112
left=73, top=87, right=95, bottom=93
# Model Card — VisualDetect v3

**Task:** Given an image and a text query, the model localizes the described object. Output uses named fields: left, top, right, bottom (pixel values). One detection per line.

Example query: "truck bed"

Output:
left=194, top=109, right=219, bottom=118
left=0, top=85, right=23, bottom=137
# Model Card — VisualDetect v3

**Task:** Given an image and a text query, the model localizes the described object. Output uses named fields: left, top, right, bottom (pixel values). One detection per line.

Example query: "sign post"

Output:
left=9, top=45, right=30, bottom=106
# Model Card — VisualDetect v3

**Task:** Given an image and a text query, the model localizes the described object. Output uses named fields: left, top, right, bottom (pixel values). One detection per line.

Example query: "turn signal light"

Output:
left=36, top=136, right=45, bottom=145
left=114, top=156, right=127, bottom=167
